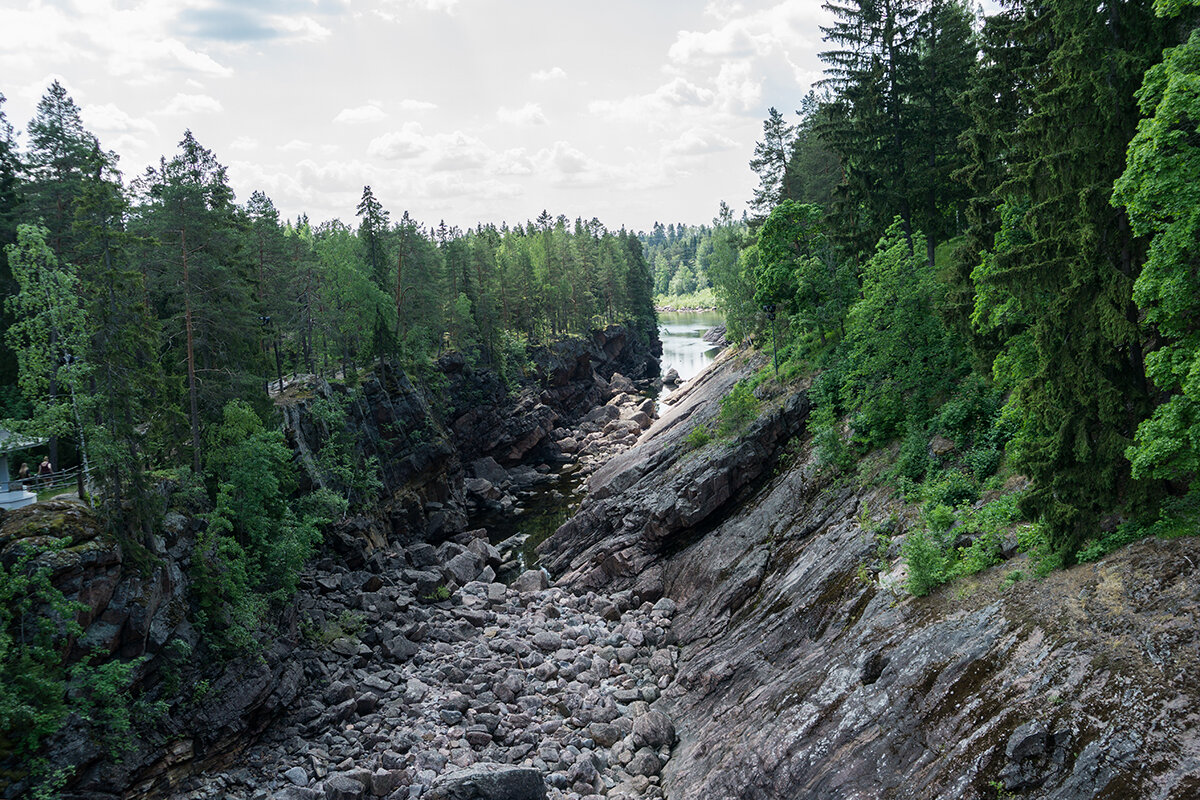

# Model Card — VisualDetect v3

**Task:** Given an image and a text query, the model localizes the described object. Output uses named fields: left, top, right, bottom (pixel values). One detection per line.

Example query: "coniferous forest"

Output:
left=4, top=0, right=1200, bottom=794
left=703, top=0, right=1200, bottom=583
left=0, top=79, right=657, bottom=530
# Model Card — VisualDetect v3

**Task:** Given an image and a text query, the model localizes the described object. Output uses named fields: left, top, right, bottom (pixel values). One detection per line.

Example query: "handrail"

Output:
left=5, top=465, right=87, bottom=495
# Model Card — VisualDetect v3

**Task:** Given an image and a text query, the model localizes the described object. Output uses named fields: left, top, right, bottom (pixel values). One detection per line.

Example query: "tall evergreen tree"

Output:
left=23, top=81, right=109, bottom=261
left=134, top=130, right=259, bottom=472
left=0, top=94, right=23, bottom=413
left=982, top=0, right=1174, bottom=558
left=748, top=107, right=795, bottom=218
left=355, top=185, right=390, bottom=295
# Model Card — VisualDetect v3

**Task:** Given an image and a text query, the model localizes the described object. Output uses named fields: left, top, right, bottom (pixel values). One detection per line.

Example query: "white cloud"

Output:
left=531, top=141, right=628, bottom=189
left=380, top=0, right=460, bottom=13
left=82, top=103, right=158, bottom=135
left=669, top=0, right=823, bottom=65
left=230, top=136, right=259, bottom=150
left=271, top=16, right=333, bottom=43
left=367, top=124, right=492, bottom=172
left=497, top=102, right=547, bottom=126
left=334, top=104, right=387, bottom=124
left=664, top=127, right=738, bottom=157
left=589, top=77, right=715, bottom=122
left=160, top=93, right=223, bottom=115
left=398, top=99, right=438, bottom=112
left=531, top=66, right=567, bottom=82
left=713, top=61, right=761, bottom=113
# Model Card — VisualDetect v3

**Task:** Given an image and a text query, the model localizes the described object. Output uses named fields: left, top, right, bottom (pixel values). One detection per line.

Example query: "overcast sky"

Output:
left=0, top=0, right=832, bottom=233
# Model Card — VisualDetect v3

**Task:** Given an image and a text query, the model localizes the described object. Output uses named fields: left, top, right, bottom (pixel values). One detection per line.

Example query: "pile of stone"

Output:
left=552, top=383, right=656, bottom=477
left=169, top=536, right=680, bottom=800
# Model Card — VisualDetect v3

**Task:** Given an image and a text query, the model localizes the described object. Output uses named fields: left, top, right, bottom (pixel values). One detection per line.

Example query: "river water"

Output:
left=658, top=309, right=725, bottom=399
left=480, top=310, right=725, bottom=571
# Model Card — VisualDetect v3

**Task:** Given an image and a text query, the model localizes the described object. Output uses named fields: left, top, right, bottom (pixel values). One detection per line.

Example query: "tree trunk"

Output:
left=182, top=227, right=202, bottom=474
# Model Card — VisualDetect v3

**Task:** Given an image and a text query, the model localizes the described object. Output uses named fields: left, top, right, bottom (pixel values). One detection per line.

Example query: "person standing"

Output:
left=37, top=456, right=52, bottom=488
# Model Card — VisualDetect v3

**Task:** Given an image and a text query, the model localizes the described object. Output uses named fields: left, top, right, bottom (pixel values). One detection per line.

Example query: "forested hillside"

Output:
left=708, top=0, right=1200, bottom=584
left=0, top=80, right=656, bottom=505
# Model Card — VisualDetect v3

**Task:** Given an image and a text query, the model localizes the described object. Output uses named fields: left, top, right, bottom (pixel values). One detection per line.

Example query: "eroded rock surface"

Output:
left=540, top=351, right=1200, bottom=799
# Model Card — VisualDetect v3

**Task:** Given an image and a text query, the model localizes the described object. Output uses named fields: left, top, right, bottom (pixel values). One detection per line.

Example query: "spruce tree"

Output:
left=748, top=107, right=795, bottom=218
left=984, top=0, right=1173, bottom=558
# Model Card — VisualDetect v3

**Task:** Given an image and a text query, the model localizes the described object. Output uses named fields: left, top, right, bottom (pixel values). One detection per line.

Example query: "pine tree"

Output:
left=985, top=0, right=1174, bottom=558
left=134, top=130, right=260, bottom=472
left=0, top=94, right=23, bottom=414
left=23, top=81, right=109, bottom=261
left=355, top=185, right=390, bottom=294
left=748, top=107, right=795, bottom=218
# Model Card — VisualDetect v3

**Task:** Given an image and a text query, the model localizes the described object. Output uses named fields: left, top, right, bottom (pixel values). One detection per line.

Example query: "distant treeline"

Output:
left=0, top=80, right=656, bottom=533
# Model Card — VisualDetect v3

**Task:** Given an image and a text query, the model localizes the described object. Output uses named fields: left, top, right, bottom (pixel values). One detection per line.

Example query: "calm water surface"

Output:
left=659, top=310, right=724, bottom=394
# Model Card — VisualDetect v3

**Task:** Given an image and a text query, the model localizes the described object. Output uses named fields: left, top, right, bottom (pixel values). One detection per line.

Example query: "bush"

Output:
left=717, top=380, right=760, bottom=436
left=896, top=423, right=931, bottom=482
left=683, top=425, right=711, bottom=450
left=925, top=468, right=978, bottom=508
left=903, top=527, right=949, bottom=596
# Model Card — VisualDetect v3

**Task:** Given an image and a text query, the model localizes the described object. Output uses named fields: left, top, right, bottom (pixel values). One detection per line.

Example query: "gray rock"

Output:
left=424, top=761, right=547, bottom=800
left=324, top=775, right=367, bottom=800
left=531, top=631, right=561, bottom=652
left=444, top=551, right=484, bottom=586
left=632, top=710, right=675, bottom=749
left=284, top=766, right=310, bottom=787
left=626, top=748, right=662, bottom=777
left=514, top=570, right=549, bottom=594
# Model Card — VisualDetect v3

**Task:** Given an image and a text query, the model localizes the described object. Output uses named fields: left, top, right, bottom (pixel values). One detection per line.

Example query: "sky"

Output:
left=0, top=0, right=833, bottom=233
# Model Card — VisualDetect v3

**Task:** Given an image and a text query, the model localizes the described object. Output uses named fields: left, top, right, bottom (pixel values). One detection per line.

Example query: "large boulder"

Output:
left=425, top=762, right=546, bottom=800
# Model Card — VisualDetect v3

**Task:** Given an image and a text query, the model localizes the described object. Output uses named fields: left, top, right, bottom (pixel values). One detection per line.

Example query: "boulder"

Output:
left=631, top=710, right=676, bottom=749
left=425, top=762, right=547, bottom=800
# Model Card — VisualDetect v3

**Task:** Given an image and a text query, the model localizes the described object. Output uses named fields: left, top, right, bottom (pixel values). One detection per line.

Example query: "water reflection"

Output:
left=659, top=310, right=724, bottom=393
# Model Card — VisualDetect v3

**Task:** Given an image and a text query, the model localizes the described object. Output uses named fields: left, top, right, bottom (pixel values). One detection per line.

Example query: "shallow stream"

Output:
left=477, top=311, right=725, bottom=575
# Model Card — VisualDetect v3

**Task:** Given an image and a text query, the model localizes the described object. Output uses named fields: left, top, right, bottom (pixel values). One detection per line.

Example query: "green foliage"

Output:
left=0, top=539, right=80, bottom=761
left=717, top=381, right=761, bottom=436
left=903, top=526, right=949, bottom=597
left=0, top=537, right=149, bottom=794
left=193, top=399, right=329, bottom=654
left=1078, top=488, right=1200, bottom=562
left=309, top=390, right=382, bottom=512
left=683, top=425, right=712, bottom=451
left=1114, top=25, right=1200, bottom=492
left=833, top=221, right=963, bottom=451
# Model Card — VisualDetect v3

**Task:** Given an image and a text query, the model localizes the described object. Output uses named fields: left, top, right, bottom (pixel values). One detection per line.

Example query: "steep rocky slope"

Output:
left=541, top=350, right=1200, bottom=799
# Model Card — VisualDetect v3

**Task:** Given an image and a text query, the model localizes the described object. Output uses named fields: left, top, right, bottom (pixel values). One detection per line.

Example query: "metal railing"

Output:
left=5, top=465, right=87, bottom=496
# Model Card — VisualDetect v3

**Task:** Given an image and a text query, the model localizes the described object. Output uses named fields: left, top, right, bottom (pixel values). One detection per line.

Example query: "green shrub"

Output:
left=896, top=423, right=931, bottom=482
left=964, top=446, right=1003, bottom=480
left=683, top=425, right=711, bottom=450
left=925, top=468, right=978, bottom=508
left=717, top=380, right=761, bottom=436
left=903, top=527, right=949, bottom=596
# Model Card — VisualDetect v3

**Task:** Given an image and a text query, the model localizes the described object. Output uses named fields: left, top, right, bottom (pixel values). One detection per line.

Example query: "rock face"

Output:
left=541, top=350, right=1200, bottom=799
left=282, top=324, right=661, bottom=560
left=538, top=349, right=808, bottom=601
left=0, top=499, right=306, bottom=799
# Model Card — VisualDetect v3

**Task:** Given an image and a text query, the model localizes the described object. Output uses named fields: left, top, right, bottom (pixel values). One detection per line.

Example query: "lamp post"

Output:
left=260, top=315, right=284, bottom=394
left=762, top=303, right=779, bottom=377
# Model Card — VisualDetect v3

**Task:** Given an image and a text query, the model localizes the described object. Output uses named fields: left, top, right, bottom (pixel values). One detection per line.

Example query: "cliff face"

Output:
left=541, top=351, right=1200, bottom=799
left=0, top=499, right=306, bottom=799
left=281, top=323, right=661, bottom=558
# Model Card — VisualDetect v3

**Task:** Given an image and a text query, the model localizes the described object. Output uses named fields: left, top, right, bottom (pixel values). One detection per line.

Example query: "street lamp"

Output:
left=260, top=315, right=284, bottom=394
left=762, top=303, right=779, bottom=377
